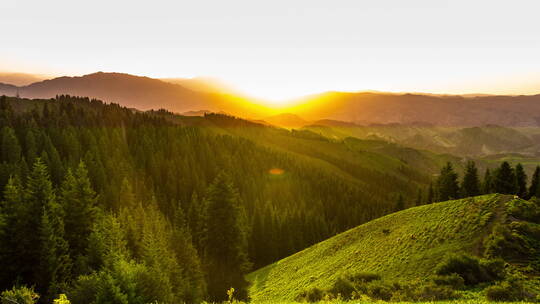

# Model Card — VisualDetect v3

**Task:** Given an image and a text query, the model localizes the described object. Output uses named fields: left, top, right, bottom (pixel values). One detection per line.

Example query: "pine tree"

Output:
left=0, top=176, right=25, bottom=287
left=395, top=193, right=405, bottom=211
left=415, top=189, right=423, bottom=206
left=493, top=162, right=516, bottom=194
left=528, top=166, right=540, bottom=199
left=39, top=199, right=72, bottom=300
left=426, top=182, right=434, bottom=204
left=171, top=201, right=207, bottom=302
left=202, top=172, right=251, bottom=301
left=436, top=162, right=460, bottom=201
left=482, top=168, right=493, bottom=194
left=461, top=161, right=480, bottom=197
left=22, top=159, right=58, bottom=286
left=59, top=161, right=97, bottom=273
left=118, top=177, right=136, bottom=210
left=1, top=127, right=21, bottom=164
left=514, top=163, right=527, bottom=198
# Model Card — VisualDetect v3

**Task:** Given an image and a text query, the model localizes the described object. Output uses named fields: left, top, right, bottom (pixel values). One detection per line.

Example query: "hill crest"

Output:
left=248, top=194, right=515, bottom=301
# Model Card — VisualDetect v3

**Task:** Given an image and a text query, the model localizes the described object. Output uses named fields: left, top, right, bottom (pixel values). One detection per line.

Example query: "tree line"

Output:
left=419, top=160, right=539, bottom=206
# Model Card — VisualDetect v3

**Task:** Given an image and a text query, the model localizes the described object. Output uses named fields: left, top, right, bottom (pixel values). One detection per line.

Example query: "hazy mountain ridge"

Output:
left=0, top=72, right=270, bottom=117
left=2, top=72, right=540, bottom=127
left=303, top=121, right=540, bottom=157
left=289, top=91, right=540, bottom=127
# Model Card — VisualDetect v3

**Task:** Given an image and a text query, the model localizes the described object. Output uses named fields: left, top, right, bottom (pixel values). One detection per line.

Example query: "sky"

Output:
left=1, top=0, right=540, bottom=101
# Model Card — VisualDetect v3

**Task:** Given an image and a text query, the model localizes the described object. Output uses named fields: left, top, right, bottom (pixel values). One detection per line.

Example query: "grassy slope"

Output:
left=248, top=194, right=511, bottom=301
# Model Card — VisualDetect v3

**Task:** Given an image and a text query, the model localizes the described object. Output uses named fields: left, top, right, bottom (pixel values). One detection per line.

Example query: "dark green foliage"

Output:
left=0, top=177, right=25, bottom=286
left=485, top=279, right=533, bottom=302
left=39, top=198, right=72, bottom=301
left=484, top=199, right=540, bottom=269
left=297, top=273, right=459, bottom=302
left=435, top=254, right=504, bottom=286
left=59, top=162, right=97, bottom=275
left=202, top=172, right=251, bottom=301
left=431, top=274, right=465, bottom=290
left=529, top=166, right=540, bottom=199
left=461, top=161, right=480, bottom=197
left=507, top=198, right=540, bottom=223
left=415, top=188, right=422, bottom=206
left=515, top=163, right=527, bottom=198
left=426, top=182, right=434, bottom=203
left=347, top=272, right=381, bottom=284
left=483, top=168, right=493, bottom=194
left=295, top=287, right=325, bottom=302
left=0, top=286, right=39, bottom=304
left=0, top=95, right=430, bottom=275
left=1, top=127, right=21, bottom=164
left=395, top=193, right=405, bottom=211
left=436, top=162, right=459, bottom=201
left=492, top=161, right=516, bottom=194
left=390, top=282, right=459, bottom=302
left=328, top=276, right=356, bottom=299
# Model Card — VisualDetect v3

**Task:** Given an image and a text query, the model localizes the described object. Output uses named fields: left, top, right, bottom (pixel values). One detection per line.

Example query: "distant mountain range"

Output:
left=2, top=72, right=540, bottom=127
left=0, top=72, right=271, bottom=117
left=288, top=91, right=540, bottom=127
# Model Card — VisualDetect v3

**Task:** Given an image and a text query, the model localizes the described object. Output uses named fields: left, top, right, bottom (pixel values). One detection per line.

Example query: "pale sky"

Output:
left=1, top=0, right=540, bottom=101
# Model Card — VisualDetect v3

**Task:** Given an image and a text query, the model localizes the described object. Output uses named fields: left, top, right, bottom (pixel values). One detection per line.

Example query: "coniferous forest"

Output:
left=0, top=95, right=431, bottom=303
left=0, top=95, right=539, bottom=303
left=4, top=2, right=540, bottom=303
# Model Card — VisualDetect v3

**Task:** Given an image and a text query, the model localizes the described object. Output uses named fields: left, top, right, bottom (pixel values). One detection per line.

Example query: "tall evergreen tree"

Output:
left=482, top=168, right=493, bottom=194
left=1, top=127, right=21, bottom=164
left=514, top=163, right=527, bottom=198
left=528, top=166, right=540, bottom=199
left=21, top=159, right=58, bottom=286
left=492, top=162, right=516, bottom=194
left=59, top=161, right=97, bottom=273
left=426, top=182, right=434, bottom=204
left=0, top=176, right=25, bottom=287
left=202, top=172, right=251, bottom=301
left=39, top=198, right=72, bottom=300
left=461, top=161, right=480, bottom=198
left=415, top=189, right=423, bottom=206
left=436, top=162, right=460, bottom=201
left=395, top=193, right=405, bottom=211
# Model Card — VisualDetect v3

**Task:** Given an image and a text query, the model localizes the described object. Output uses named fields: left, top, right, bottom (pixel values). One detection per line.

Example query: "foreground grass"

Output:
left=248, top=301, right=536, bottom=304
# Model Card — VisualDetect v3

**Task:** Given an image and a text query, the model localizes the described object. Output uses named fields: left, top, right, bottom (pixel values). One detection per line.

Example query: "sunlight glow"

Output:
left=2, top=0, right=540, bottom=103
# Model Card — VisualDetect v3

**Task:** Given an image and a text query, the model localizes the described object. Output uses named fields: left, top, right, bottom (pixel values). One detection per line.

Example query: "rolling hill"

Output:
left=248, top=194, right=538, bottom=301
left=303, top=121, right=540, bottom=157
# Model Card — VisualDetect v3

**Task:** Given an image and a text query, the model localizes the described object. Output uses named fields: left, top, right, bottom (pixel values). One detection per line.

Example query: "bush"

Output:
left=328, top=277, right=356, bottom=299
left=295, top=287, right=325, bottom=302
left=390, top=281, right=459, bottom=302
left=480, top=258, right=505, bottom=281
left=435, top=254, right=504, bottom=286
left=347, top=272, right=381, bottom=284
left=431, top=273, right=465, bottom=289
left=507, top=198, right=540, bottom=223
left=296, top=271, right=460, bottom=302
left=1, top=286, right=39, bottom=304
left=366, top=281, right=393, bottom=301
left=485, top=280, right=532, bottom=302
left=414, top=283, right=458, bottom=301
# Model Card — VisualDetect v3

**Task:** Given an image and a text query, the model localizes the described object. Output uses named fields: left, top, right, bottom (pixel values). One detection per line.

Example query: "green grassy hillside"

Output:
left=248, top=194, right=518, bottom=301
